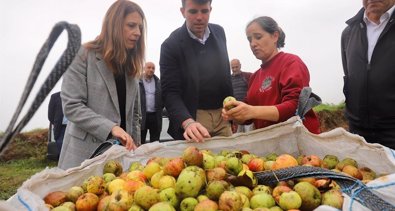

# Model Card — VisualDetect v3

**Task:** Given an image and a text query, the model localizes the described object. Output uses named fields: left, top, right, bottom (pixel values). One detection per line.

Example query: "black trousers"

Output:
left=141, top=112, right=160, bottom=144
left=349, top=123, right=395, bottom=149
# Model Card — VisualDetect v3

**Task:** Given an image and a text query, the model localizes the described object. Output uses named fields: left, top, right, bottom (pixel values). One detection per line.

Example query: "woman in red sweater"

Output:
left=222, top=16, right=320, bottom=134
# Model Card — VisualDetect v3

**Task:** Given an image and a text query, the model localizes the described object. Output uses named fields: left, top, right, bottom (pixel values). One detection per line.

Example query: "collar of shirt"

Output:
left=363, top=4, right=395, bottom=25
left=187, top=26, right=210, bottom=45
left=144, top=76, right=153, bottom=83
left=232, top=72, right=242, bottom=76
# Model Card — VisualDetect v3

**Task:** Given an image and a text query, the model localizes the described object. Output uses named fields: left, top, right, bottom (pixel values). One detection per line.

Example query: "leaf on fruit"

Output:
left=226, top=173, right=255, bottom=189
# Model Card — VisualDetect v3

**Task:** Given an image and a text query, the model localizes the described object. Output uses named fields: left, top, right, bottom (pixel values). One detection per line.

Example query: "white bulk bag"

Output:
left=3, top=116, right=395, bottom=211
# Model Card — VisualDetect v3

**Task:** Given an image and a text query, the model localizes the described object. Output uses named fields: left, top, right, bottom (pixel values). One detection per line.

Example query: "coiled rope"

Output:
left=0, top=21, right=81, bottom=154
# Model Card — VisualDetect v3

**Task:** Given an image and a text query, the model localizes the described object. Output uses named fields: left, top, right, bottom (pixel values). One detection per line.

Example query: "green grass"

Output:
left=0, top=158, right=57, bottom=200
left=314, top=102, right=345, bottom=112
left=0, top=128, right=57, bottom=200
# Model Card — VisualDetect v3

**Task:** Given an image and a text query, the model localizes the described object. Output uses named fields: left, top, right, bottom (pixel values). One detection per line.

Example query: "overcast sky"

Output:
left=0, top=0, right=361, bottom=131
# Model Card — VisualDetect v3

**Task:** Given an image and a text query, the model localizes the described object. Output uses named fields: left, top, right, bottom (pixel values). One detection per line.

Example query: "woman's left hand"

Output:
left=223, top=101, right=254, bottom=123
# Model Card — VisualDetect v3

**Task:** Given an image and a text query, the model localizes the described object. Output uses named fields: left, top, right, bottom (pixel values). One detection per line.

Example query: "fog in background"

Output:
left=0, top=0, right=361, bottom=131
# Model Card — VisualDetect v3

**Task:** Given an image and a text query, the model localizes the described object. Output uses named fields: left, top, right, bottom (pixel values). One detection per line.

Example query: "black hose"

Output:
left=0, top=21, right=81, bottom=154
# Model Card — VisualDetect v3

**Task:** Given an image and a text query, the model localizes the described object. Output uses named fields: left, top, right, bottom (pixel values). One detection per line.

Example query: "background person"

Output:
left=59, top=0, right=145, bottom=169
left=139, top=62, right=163, bottom=143
left=341, top=0, right=395, bottom=149
left=160, top=0, right=233, bottom=142
left=222, top=16, right=320, bottom=134
left=48, top=91, right=67, bottom=156
left=230, top=58, right=253, bottom=133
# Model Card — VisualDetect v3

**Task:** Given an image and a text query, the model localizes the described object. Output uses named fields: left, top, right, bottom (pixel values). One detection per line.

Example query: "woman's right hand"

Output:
left=111, top=126, right=137, bottom=151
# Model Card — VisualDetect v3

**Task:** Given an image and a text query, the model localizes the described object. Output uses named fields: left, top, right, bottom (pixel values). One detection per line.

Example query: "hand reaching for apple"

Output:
left=111, top=126, right=137, bottom=150
left=182, top=119, right=211, bottom=143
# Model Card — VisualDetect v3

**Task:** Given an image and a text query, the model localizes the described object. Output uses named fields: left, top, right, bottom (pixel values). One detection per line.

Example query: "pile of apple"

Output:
left=43, top=147, right=378, bottom=211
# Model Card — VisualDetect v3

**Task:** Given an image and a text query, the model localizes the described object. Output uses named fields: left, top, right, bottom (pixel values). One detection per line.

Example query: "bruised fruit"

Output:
left=218, top=191, right=243, bottom=211
left=66, top=186, right=84, bottom=203
left=134, top=186, right=160, bottom=210
left=206, top=167, right=227, bottom=182
left=43, top=191, right=68, bottom=207
left=86, top=175, right=106, bottom=195
left=103, top=160, right=123, bottom=176
left=194, top=199, right=218, bottom=211
left=75, top=193, right=100, bottom=211
left=182, top=146, right=203, bottom=167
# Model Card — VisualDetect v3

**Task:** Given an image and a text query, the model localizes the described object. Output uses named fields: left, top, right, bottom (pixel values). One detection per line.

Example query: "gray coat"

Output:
left=58, top=47, right=141, bottom=170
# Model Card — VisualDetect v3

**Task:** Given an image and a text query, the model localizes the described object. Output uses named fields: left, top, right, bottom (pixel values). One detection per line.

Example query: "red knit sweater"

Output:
left=246, top=52, right=320, bottom=134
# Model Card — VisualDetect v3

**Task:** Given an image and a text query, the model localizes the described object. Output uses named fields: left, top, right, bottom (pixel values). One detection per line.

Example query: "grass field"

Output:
left=0, top=158, right=56, bottom=200
left=0, top=129, right=57, bottom=200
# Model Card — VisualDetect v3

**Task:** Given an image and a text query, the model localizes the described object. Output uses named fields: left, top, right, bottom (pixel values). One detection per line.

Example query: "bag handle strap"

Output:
left=0, top=22, right=81, bottom=154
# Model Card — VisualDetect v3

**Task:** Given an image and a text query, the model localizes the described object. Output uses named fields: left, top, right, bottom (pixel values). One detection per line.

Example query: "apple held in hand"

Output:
left=223, top=96, right=236, bottom=110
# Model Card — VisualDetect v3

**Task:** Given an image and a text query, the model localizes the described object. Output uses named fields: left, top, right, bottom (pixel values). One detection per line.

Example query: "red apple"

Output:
left=272, top=154, right=298, bottom=170
left=163, top=157, right=185, bottom=177
left=182, top=146, right=203, bottom=167
left=248, top=158, right=265, bottom=172
left=75, top=193, right=100, bottom=211
left=272, top=185, right=292, bottom=204
left=43, top=191, right=67, bottom=207
left=301, top=155, right=322, bottom=167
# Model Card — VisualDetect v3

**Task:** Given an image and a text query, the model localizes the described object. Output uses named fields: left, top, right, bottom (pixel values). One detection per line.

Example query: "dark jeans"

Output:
left=349, top=123, right=395, bottom=149
left=55, top=126, right=66, bottom=155
left=141, top=112, right=160, bottom=144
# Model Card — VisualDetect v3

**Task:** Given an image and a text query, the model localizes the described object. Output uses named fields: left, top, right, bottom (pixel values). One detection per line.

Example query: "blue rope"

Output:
left=17, top=194, right=32, bottom=211
left=368, top=181, right=395, bottom=190
left=349, top=181, right=368, bottom=210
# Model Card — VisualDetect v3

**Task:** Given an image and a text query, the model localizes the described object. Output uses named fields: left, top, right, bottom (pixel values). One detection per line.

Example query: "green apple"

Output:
left=159, top=187, right=179, bottom=208
left=294, top=181, right=321, bottom=210
left=322, top=154, right=339, bottom=169
left=223, top=96, right=236, bottom=110
left=225, top=157, right=243, bottom=175
left=250, top=193, right=275, bottom=209
left=321, top=189, right=344, bottom=209
left=206, top=180, right=229, bottom=201
left=149, top=201, right=176, bottom=211
left=180, top=197, right=198, bottom=211
left=278, top=191, right=302, bottom=210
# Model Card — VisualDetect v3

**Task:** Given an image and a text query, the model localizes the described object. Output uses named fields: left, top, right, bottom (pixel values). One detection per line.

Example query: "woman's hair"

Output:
left=246, top=16, right=285, bottom=48
left=85, top=0, right=146, bottom=77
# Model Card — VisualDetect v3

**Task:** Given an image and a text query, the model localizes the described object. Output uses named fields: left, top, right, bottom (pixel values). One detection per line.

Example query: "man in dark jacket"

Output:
left=160, top=0, right=233, bottom=142
left=48, top=92, right=67, bottom=154
left=139, top=62, right=163, bottom=144
left=341, top=0, right=395, bottom=149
